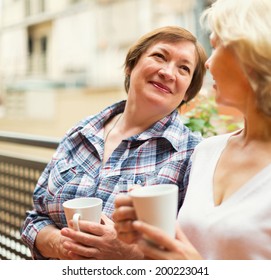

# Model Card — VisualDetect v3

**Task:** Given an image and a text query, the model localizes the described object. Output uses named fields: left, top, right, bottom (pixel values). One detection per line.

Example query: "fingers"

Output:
left=63, top=240, right=98, bottom=260
left=114, top=194, right=133, bottom=208
left=61, top=221, right=105, bottom=242
left=113, top=195, right=137, bottom=234
left=113, top=210, right=139, bottom=244
left=114, top=219, right=141, bottom=244
left=132, top=221, right=176, bottom=251
left=113, top=195, right=137, bottom=223
left=113, top=195, right=140, bottom=245
left=101, top=213, right=114, bottom=226
left=61, top=223, right=106, bottom=258
left=132, top=221, right=185, bottom=260
left=175, top=223, right=190, bottom=243
left=112, top=205, right=137, bottom=222
left=137, top=239, right=170, bottom=260
left=117, top=231, right=141, bottom=244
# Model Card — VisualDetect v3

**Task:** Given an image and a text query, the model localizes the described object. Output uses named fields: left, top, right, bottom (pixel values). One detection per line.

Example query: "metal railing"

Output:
left=0, top=131, right=59, bottom=259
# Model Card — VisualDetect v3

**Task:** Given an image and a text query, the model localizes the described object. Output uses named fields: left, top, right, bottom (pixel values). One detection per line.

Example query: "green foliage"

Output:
left=181, top=96, right=243, bottom=137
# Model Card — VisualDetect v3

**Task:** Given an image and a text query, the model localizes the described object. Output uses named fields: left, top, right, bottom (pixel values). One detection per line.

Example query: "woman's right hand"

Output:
left=35, top=225, right=74, bottom=259
left=112, top=195, right=141, bottom=244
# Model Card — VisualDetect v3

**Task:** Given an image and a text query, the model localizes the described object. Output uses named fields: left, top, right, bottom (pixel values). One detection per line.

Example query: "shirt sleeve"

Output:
left=20, top=118, right=88, bottom=259
left=20, top=162, right=57, bottom=259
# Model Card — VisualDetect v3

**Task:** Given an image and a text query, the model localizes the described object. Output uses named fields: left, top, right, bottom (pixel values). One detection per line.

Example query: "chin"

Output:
left=216, top=98, right=236, bottom=109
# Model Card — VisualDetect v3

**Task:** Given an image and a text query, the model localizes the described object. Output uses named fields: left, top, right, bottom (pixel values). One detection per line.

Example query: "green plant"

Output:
left=181, top=95, right=243, bottom=137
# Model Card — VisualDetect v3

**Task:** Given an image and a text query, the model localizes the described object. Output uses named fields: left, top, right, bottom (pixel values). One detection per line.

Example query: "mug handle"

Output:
left=73, top=213, right=81, bottom=231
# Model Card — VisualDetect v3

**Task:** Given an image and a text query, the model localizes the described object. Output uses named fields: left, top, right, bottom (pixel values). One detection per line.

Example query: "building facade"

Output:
left=0, top=0, right=213, bottom=87
left=0, top=0, right=213, bottom=134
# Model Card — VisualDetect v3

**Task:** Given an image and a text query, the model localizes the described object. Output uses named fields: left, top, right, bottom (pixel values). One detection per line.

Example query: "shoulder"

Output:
left=194, top=132, right=232, bottom=154
left=66, top=115, right=95, bottom=135
left=65, top=100, right=127, bottom=138
left=174, top=114, right=203, bottom=149
left=186, top=133, right=233, bottom=172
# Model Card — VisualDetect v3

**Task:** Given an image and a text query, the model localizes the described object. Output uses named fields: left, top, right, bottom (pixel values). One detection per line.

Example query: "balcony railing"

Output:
left=0, top=131, right=59, bottom=260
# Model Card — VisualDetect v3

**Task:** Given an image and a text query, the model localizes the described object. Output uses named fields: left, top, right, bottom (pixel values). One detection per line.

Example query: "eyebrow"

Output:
left=155, top=46, right=195, bottom=67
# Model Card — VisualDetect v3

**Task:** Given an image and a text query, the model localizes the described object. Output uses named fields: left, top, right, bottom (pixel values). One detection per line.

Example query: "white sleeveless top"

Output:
left=178, top=133, right=271, bottom=259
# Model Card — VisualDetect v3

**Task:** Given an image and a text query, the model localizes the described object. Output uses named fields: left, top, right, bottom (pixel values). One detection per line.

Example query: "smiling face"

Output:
left=127, top=40, right=197, bottom=116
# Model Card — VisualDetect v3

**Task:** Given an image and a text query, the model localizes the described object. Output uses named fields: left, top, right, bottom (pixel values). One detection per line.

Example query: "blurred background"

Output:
left=0, top=0, right=217, bottom=138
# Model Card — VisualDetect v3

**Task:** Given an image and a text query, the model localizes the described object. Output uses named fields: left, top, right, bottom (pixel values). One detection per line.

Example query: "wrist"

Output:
left=48, top=230, right=62, bottom=259
left=35, top=225, right=61, bottom=259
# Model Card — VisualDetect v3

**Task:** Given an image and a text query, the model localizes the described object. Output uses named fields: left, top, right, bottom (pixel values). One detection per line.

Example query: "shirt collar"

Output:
left=80, top=100, right=126, bottom=136
left=80, top=100, right=191, bottom=152
left=132, top=110, right=188, bottom=152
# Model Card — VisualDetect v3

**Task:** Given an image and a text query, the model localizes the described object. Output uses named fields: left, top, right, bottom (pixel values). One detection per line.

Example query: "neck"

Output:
left=236, top=110, right=271, bottom=146
left=104, top=113, right=123, bottom=143
left=122, top=98, right=172, bottom=133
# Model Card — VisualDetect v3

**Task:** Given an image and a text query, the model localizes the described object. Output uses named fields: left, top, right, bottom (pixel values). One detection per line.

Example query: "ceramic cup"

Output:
left=130, top=184, right=178, bottom=240
left=63, top=197, right=103, bottom=231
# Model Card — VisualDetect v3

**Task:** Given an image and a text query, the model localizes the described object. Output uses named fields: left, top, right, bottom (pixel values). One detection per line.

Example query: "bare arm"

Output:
left=35, top=225, right=73, bottom=259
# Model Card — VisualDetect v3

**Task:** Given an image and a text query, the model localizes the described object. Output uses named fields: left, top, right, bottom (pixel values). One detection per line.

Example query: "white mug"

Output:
left=63, top=197, right=103, bottom=231
left=130, top=184, right=178, bottom=240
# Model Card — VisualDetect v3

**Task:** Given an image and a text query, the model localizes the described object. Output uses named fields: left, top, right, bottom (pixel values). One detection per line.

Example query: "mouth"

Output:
left=150, top=81, right=172, bottom=94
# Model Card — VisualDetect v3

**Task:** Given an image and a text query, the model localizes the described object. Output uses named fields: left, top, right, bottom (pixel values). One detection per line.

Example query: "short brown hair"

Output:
left=124, top=26, right=207, bottom=106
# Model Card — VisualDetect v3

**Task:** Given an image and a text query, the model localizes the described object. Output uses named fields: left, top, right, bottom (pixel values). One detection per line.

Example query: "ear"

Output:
left=182, top=94, right=188, bottom=102
left=125, top=66, right=131, bottom=76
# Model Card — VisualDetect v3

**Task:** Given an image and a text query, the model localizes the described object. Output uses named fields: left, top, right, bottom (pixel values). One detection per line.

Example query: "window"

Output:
left=28, top=37, right=33, bottom=55
left=40, top=36, right=47, bottom=54
left=25, top=0, right=46, bottom=16
left=25, top=0, right=30, bottom=16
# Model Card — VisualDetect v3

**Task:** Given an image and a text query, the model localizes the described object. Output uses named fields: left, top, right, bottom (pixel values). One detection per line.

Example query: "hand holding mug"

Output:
left=129, top=184, right=178, bottom=242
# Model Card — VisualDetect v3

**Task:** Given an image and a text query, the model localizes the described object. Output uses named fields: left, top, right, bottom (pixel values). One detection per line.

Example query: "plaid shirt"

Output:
left=21, top=100, right=201, bottom=259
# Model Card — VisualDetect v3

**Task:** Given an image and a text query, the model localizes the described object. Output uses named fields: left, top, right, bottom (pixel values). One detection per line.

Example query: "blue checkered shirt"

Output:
left=21, top=100, right=201, bottom=259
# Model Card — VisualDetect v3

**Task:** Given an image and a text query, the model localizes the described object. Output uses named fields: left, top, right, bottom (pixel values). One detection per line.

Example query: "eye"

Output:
left=179, top=65, right=191, bottom=74
left=152, top=52, right=166, bottom=60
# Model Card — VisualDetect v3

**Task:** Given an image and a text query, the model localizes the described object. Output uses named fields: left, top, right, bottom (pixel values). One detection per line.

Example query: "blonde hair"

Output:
left=201, top=0, right=271, bottom=116
left=124, top=26, right=207, bottom=107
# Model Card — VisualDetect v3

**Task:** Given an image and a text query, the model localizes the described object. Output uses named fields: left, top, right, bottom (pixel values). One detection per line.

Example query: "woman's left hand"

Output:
left=132, top=221, right=203, bottom=260
left=60, top=214, right=143, bottom=260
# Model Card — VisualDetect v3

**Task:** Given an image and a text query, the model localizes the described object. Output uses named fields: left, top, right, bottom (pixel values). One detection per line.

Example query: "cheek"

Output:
left=131, top=62, right=153, bottom=80
left=178, top=76, right=193, bottom=93
left=208, top=52, right=222, bottom=75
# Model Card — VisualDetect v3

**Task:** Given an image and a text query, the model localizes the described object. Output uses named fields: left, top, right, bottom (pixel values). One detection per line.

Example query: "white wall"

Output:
left=1, top=0, right=25, bottom=26
left=0, top=28, right=27, bottom=78
left=0, top=0, right=199, bottom=87
left=51, top=10, right=95, bottom=81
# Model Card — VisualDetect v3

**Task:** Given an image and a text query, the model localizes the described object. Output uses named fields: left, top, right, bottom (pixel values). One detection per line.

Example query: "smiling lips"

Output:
left=151, top=81, right=172, bottom=94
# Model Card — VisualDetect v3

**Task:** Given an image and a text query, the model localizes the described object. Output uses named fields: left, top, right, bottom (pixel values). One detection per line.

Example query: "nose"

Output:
left=158, top=65, right=176, bottom=81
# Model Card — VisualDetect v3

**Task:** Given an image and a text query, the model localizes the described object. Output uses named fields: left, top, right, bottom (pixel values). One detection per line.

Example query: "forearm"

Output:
left=35, top=225, right=62, bottom=259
